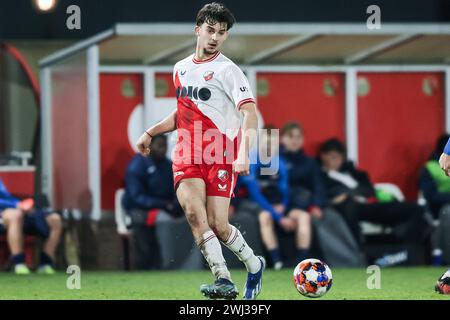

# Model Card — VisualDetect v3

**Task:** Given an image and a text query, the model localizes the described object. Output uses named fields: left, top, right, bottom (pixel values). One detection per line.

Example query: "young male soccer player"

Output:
left=135, top=2, right=265, bottom=300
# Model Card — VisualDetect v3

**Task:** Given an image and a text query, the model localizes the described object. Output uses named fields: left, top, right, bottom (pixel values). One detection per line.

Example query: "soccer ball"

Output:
left=293, top=258, right=332, bottom=298
left=435, top=269, right=450, bottom=294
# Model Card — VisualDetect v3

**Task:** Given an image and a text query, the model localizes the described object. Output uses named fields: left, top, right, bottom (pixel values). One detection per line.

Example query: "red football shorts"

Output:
left=172, top=163, right=238, bottom=198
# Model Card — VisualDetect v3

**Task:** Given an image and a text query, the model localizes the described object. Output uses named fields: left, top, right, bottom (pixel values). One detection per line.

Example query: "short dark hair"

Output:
left=319, top=138, right=347, bottom=156
left=196, top=2, right=236, bottom=30
left=281, top=122, right=304, bottom=136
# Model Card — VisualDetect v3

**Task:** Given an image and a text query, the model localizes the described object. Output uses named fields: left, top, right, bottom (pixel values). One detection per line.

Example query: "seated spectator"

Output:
left=0, top=179, right=62, bottom=274
left=280, top=122, right=327, bottom=218
left=318, top=138, right=428, bottom=251
left=122, top=134, right=183, bottom=270
left=420, top=134, right=450, bottom=218
left=240, top=126, right=313, bottom=270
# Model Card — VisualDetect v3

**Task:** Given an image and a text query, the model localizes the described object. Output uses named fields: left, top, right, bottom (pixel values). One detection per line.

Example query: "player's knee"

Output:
left=46, top=213, right=62, bottom=231
left=3, top=209, right=24, bottom=225
left=258, top=211, right=273, bottom=227
left=209, top=222, right=229, bottom=241
left=297, top=210, right=311, bottom=225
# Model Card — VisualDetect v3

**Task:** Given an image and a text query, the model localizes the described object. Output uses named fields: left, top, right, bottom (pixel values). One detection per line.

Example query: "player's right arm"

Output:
left=136, top=109, right=177, bottom=156
left=439, top=137, right=450, bottom=177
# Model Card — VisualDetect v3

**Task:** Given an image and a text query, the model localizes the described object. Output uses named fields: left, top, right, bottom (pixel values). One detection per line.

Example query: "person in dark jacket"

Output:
left=318, top=138, right=427, bottom=249
left=122, top=134, right=182, bottom=269
left=280, top=122, right=327, bottom=218
left=419, top=134, right=450, bottom=219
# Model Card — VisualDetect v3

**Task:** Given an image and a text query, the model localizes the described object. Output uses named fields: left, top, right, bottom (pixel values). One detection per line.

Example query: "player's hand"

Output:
left=232, top=155, right=250, bottom=175
left=439, top=153, right=450, bottom=177
left=17, top=198, right=34, bottom=214
left=136, top=132, right=152, bottom=156
left=279, top=217, right=296, bottom=232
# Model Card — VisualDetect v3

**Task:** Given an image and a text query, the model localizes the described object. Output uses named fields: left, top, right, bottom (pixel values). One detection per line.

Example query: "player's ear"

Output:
left=194, top=25, right=200, bottom=36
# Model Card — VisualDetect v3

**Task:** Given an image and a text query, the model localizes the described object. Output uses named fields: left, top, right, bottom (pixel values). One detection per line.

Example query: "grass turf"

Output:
left=0, top=267, right=449, bottom=300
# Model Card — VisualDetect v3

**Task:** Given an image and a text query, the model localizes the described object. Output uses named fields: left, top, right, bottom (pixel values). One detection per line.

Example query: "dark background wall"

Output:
left=1, top=0, right=450, bottom=40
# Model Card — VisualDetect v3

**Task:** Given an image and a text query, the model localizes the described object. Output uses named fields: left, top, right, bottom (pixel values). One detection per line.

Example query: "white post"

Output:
left=144, top=68, right=155, bottom=130
left=40, top=67, right=53, bottom=206
left=87, top=46, right=101, bottom=221
left=345, top=68, right=358, bottom=163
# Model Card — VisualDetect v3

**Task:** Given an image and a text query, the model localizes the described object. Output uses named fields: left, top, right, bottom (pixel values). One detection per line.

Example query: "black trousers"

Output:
left=333, top=198, right=427, bottom=247
left=128, top=209, right=161, bottom=270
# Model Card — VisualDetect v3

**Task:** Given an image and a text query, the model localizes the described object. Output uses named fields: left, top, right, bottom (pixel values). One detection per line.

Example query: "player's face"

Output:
left=195, top=22, right=228, bottom=55
left=320, top=151, right=344, bottom=171
left=281, top=128, right=304, bottom=152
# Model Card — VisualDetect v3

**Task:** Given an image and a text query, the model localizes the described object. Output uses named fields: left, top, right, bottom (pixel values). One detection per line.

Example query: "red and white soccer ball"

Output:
left=293, top=258, right=333, bottom=298
left=435, top=269, right=450, bottom=295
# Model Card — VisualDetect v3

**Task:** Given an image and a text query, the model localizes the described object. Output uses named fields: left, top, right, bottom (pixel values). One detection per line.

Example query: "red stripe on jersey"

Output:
left=236, top=98, right=256, bottom=110
left=192, top=51, right=220, bottom=64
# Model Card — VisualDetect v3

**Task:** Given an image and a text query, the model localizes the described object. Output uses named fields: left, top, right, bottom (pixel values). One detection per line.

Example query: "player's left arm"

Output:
left=233, top=102, right=258, bottom=175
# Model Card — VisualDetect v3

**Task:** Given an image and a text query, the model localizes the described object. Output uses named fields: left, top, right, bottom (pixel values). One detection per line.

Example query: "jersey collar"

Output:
left=192, top=51, right=220, bottom=64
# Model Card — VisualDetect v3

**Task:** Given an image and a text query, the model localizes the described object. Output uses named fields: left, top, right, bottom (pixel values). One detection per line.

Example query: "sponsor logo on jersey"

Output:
left=174, top=171, right=184, bottom=177
left=218, top=183, right=227, bottom=191
left=217, top=169, right=229, bottom=182
left=180, top=70, right=186, bottom=76
left=203, top=71, right=214, bottom=81
left=176, top=86, right=211, bottom=101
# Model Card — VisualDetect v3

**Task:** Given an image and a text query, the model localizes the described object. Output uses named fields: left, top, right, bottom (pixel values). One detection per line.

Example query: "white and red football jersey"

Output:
left=172, top=51, right=255, bottom=165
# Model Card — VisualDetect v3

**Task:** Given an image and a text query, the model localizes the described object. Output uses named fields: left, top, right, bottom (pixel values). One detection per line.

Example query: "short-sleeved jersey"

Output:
left=172, top=52, right=255, bottom=165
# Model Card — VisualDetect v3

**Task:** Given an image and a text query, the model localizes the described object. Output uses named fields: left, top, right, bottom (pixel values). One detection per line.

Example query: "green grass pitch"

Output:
left=0, top=267, right=449, bottom=300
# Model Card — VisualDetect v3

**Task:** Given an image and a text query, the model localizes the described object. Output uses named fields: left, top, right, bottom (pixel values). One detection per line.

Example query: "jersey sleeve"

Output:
left=223, top=64, right=256, bottom=110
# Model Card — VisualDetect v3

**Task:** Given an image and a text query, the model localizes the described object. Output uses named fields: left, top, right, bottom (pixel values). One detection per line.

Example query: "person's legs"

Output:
left=129, top=209, right=159, bottom=270
left=42, top=213, right=62, bottom=263
left=208, top=196, right=262, bottom=273
left=2, top=209, right=29, bottom=274
left=207, top=195, right=265, bottom=300
left=258, top=210, right=282, bottom=269
left=288, top=209, right=312, bottom=262
left=176, top=178, right=232, bottom=282
left=359, top=202, right=427, bottom=243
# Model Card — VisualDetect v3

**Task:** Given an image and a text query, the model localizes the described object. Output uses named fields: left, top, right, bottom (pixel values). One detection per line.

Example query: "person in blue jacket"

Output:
left=122, top=134, right=182, bottom=269
left=0, top=179, right=62, bottom=274
left=240, top=126, right=314, bottom=270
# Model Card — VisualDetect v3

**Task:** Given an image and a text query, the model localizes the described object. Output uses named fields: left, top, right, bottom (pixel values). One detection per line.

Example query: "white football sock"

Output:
left=222, top=225, right=261, bottom=274
left=197, top=230, right=231, bottom=280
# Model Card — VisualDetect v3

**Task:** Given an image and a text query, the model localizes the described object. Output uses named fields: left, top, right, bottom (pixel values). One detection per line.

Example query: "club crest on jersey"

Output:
left=203, top=71, right=214, bottom=81
left=217, top=170, right=229, bottom=182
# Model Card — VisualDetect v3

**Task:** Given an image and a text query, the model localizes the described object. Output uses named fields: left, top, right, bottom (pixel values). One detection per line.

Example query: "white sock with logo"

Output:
left=222, top=225, right=261, bottom=274
left=197, top=230, right=231, bottom=280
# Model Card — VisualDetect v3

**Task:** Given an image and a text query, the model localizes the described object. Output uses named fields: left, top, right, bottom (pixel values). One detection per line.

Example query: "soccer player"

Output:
left=135, top=2, right=265, bottom=300
left=439, top=137, right=450, bottom=177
